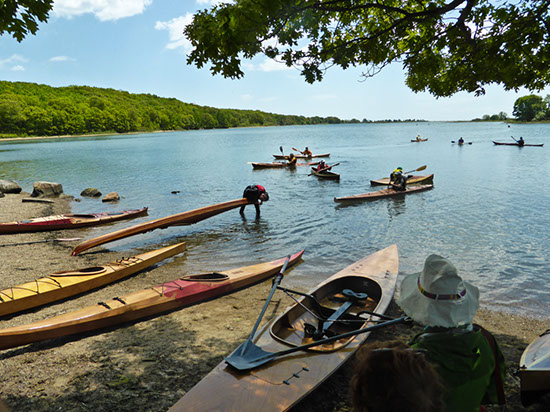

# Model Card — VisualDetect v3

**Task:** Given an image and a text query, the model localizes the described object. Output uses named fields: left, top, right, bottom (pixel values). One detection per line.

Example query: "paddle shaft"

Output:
left=405, top=165, right=427, bottom=174
left=0, top=237, right=82, bottom=247
left=511, top=135, right=518, bottom=142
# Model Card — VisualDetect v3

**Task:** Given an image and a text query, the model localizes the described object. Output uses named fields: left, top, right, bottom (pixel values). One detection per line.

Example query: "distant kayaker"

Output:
left=458, top=137, right=464, bottom=145
left=396, top=255, right=506, bottom=412
left=415, top=135, right=422, bottom=141
left=287, top=153, right=297, bottom=166
left=389, top=167, right=408, bottom=191
left=301, top=147, right=313, bottom=156
left=518, top=137, right=525, bottom=147
left=350, top=339, right=446, bottom=412
left=240, top=185, right=269, bottom=216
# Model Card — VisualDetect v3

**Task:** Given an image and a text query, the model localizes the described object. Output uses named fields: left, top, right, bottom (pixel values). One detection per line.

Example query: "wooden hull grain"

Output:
left=273, top=153, right=330, bottom=159
left=0, top=243, right=186, bottom=317
left=0, top=208, right=148, bottom=234
left=168, top=245, right=398, bottom=412
left=0, top=250, right=304, bottom=351
left=334, top=184, right=433, bottom=202
left=72, top=199, right=249, bottom=255
left=310, top=167, right=340, bottom=180
left=492, top=141, right=544, bottom=147
left=519, top=330, right=550, bottom=405
left=370, top=174, right=434, bottom=186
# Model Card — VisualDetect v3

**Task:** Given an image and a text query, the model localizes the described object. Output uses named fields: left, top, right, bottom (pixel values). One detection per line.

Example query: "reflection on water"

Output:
left=1, top=123, right=549, bottom=318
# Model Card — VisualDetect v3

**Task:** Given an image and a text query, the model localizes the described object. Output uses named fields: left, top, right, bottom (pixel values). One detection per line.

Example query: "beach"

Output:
left=0, top=192, right=548, bottom=411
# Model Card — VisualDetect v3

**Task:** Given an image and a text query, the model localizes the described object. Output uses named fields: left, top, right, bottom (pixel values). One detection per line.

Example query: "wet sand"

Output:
left=0, top=192, right=548, bottom=411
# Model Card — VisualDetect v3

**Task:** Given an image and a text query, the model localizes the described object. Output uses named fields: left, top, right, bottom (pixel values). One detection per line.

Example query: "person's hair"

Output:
left=350, top=340, right=446, bottom=412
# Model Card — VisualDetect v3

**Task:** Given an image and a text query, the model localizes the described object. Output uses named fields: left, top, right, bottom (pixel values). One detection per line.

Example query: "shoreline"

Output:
left=0, top=192, right=548, bottom=411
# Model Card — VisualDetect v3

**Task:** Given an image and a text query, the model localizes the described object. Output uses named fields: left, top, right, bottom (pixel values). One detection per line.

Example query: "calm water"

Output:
left=1, top=122, right=549, bottom=318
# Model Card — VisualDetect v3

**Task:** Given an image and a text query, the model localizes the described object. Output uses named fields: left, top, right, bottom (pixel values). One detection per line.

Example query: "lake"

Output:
left=1, top=122, right=548, bottom=318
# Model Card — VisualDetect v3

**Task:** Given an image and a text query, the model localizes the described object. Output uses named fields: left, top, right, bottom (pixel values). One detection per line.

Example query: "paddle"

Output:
left=225, top=315, right=409, bottom=371
left=511, top=136, right=518, bottom=142
left=279, top=146, right=285, bottom=158
left=308, top=163, right=340, bottom=176
left=0, top=237, right=82, bottom=247
left=404, top=165, right=427, bottom=174
left=227, top=256, right=292, bottom=364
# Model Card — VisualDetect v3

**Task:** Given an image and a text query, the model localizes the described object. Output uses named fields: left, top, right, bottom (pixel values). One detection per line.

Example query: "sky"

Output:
left=0, top=0, right=547, bottom=121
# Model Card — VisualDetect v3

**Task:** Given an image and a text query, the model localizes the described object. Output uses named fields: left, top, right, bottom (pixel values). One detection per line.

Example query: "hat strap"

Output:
left=417, top=277, right=466, bottom=301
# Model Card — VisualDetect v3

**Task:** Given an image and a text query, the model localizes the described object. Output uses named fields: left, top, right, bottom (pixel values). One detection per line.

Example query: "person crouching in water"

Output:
left=240, top=184, right=269, bottom=217
left=389, top=167, right=408, bottom=191
left=396, top=255, right=506, bottom=412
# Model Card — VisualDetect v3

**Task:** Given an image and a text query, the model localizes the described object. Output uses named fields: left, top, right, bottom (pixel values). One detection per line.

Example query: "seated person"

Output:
left=316, top=160, right=331, bottom=171
left=518, top=137, right=525, bottom=147
left=389, top=167, right=408, bottom=191
left=350, top=340, right=446, bottom=412
left=302, top=147, right=312, bottom=156
left=287, top=153, right=297, bottom=166
left=458, top=137, right=464, bottom=144
left=396, top=255, right=506, bottom=412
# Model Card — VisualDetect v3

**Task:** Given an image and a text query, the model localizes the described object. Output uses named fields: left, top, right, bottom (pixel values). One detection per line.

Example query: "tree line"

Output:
left=0, top=81, right=344, bottom=138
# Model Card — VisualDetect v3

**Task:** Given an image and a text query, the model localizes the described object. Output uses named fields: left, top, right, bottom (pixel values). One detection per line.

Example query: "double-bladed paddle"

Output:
left=225, top=315, right=409, bottom=371
left=308, top=163, right=340, bottom=176
left=0, top=237, right=82, bottom=247
left=405, top=165, right=427, bottom=174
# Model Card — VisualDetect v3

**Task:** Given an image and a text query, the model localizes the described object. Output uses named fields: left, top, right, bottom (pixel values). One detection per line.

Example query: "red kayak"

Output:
left=0, top=208, right=148, bottom=234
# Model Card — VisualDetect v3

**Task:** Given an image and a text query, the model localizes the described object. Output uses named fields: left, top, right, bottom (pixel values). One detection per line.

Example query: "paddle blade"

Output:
left=225, top=342, right=276, bottom=371
left=416, top=165, right=427, bottom=171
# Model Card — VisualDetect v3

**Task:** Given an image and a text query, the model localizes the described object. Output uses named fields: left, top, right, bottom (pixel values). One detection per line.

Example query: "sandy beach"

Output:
left=0, top=191, right=548, bottom=411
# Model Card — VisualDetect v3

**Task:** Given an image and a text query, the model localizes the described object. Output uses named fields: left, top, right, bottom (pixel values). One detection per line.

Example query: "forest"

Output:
left=0, top=81, right=343, bottom=138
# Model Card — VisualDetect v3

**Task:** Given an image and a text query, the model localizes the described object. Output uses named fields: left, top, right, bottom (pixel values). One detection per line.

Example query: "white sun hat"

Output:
left=396, top=254, right=479, bottom=328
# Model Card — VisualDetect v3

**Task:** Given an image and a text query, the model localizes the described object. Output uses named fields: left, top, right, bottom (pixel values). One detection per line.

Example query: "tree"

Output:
left=0, top=0, right=53, bottom=41
left=185, top=0, right=550, bottom=97
left=513, top=95, right=546, bottom=122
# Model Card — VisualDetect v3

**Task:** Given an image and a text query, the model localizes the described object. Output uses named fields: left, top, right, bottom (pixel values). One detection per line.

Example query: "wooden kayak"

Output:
left=310, top=167, right=340, bottom=180
left=251, top=162, right=319, bottom=169
left=169, top=245, right=398, bottom=412
left=72, top=198, right=249, bottom=255
left=0, top=242, right=186, bottom=317
left=334, top=184, right=433, bottom=202
left=0, top=208, right=148, bottom=234
left=519, top=329, right=550, bottom=406
left=370, top=174, right=434, bottom=186
left=411, top=138, right=428, bottom=142
left=492, top=141, right=544, bottom=147
left=0, top=250, right=304, bottom=351
left=273, top=153, right=330, bottom=159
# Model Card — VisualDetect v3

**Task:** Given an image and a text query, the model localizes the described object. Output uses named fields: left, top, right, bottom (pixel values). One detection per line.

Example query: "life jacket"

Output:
left=243, top=185, right=269, bottom=203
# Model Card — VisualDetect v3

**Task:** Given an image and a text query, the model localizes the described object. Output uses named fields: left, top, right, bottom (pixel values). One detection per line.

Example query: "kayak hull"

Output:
left=0, top=250, right=304, bottom=350
left=310, top=167, right=340, bottom=180
left=0, top=243, right=186, bottom=317
left=72, top=199, right=249, bottom=255
left=370, top=174, right=434, bottom=186
left=519, top=330, right=550, bottom=405
left=169, top=245, right=398, bottom=412
left=411, top=138, right=428, bottom=142
left=334, top=184, right=433, bottom=202
left=273, top=153, right=330, bottom=159
left=492, top=141, right=544, bottom=147
left=0, top=208, right=148, bottom=234
left=252, top=162, right=318, bottom=169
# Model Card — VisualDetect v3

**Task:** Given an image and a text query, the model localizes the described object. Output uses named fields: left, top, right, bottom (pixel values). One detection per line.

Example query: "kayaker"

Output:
left=287, top=153, right=297, bottom=166
left=240, top=184, right=269, bottom=216
left=396, top=255, right=506, bottom=412
left=458, top=137, right=464, bottom=145
left=415, top=135, right=421, bottom=141
left=316, top=160, right=331, bottom=172
left=518, top=137, right=525, bottom=147
left=389, top=167, right=408, bottom=191
left=350, top=340, right=446, bottom=412
left=302, top=147, right=312, bottom=156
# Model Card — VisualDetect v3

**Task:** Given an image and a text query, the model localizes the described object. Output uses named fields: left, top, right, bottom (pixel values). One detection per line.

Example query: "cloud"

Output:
left=155, top=14, right=194, bottom=51
left=11, top=65, right=25, bottom=72
left=49, top=56, right=75, bottom=62
left=258, top=58, right=293, bottom=72
left=0, top=54, right=28, bottom=71
left=196, top=0, right=233, bottom=5
left=52, top=0, right=152, bottom=21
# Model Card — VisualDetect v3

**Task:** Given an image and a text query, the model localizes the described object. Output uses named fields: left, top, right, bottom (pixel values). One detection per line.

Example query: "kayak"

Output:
left=310, top=167, right=340, bottom=180
left=168, top=245, right=398, bottom=412
left=411, top=138, right=428, bottom=142
left=519, top=329, right=550, bottom=406
left=334, top=184, right=433, bottom=202
left=251, top=162, right=319, bottom=169
left=370, top=174, right=434, bottom=186
left=0, top=242, right=186, bottom=317
left=72, top=198, right=250, bottom=255
left=0, top=250, right=304, bottom=351
left=0, top=208, right=148, bottom=234
left=273, top=153, right=330, bottom=159
left=492, top=141, right=544, bottom=147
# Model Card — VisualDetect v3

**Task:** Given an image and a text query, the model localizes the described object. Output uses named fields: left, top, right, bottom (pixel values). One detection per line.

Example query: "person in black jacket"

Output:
left=240, top=184, right=269, bottom=217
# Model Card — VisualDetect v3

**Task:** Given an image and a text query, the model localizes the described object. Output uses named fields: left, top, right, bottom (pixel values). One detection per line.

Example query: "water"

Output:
left=1, top=122, right=549, bottom=318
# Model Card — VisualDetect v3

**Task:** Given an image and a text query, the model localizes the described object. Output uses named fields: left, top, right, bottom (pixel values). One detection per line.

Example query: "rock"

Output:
left=0, top=191, right=4, bottom=198
left=30, top=181, right=63, bottom=198
left=102, top=192, right=120, bottom=202
left=80, top=188, right=102, bottom=197
left=0, top=180, right=22, bottom=194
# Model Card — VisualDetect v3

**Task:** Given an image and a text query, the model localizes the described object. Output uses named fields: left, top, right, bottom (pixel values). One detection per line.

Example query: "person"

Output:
left=316, top=160, right=331, bottom=172
left=416, top=134, right=422, bottom=141
left=396, top=255, right=506, bottom=412
left=518, top=137, right=525, bottom=147
left=301, top=147, right=312, bottom=156
left=389, top=167, right=408, bottom=191
left=458, top=137, right=464, bottom=145
left=350, top=340, right=446, bottom=412
left=287, top=153, right=297, bottom=166
left=239, top=184, right=269, bottom=216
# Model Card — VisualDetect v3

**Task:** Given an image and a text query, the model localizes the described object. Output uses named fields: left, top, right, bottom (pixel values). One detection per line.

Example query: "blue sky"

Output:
left=0, top=0, right=547, bottom=121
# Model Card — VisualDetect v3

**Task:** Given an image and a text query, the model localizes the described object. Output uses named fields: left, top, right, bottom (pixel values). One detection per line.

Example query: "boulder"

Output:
left=102, top=192, right=120, bottom=202
left=30, top=181, right=64, bottom=198
left=0, top=180, right=22, bottom=194
left=81, top=188, right=102, bottom=197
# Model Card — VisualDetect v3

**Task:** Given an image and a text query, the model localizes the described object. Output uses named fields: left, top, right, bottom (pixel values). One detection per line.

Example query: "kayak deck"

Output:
left=273, top=153, right=330, bottom=159
left=370, top=174, right=434, bottom=186
left=335, top=184, right=433, bottom=202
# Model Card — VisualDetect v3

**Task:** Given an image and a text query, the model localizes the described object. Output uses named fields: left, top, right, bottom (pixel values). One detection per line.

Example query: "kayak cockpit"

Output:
left=180, top=272, right=230, bottom=282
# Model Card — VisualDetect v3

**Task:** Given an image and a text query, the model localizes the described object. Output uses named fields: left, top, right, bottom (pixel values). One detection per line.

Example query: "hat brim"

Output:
left=396, top=272, right=480, bottom=327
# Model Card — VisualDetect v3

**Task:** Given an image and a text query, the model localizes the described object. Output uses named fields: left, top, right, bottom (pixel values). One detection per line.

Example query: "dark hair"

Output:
left=351, top=340, right=446, bottom=412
